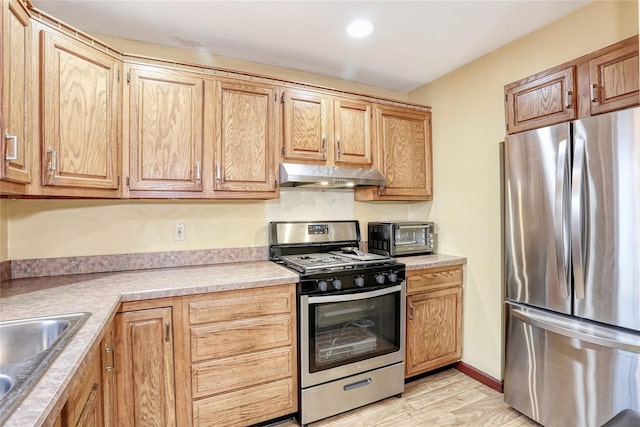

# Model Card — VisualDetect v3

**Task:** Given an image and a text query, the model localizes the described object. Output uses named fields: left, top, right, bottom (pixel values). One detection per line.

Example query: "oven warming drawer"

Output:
left=300, top=362, right=404, bottom=425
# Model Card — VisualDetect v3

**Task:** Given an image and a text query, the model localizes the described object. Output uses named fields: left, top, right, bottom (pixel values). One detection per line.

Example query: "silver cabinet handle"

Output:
left=322, top=137, right=327, bottom=153
left=105, top=346, right=115, bottom=372
left=196, top=161, right=201, bottom=181
left=409, top=305, right=415, bottom=320
left=590, top=83, right=598, bottom=102
left=216, top=162, right=221, bottom=181
left=565, top=90, right=573, bottom=108
left=4, top=135, right=17, bottom=161
left=47, top=149, right=57, bottom=171
left=336, top=139, right=342, bottom=155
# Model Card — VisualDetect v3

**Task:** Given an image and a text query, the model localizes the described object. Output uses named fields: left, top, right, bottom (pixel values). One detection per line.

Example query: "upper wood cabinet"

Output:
left=505, top=36, right=639, bottom=134
left=214, top=80, right=279, bottom=197
left=115, top=306, right=177, bottom=427
left=40, top=29, right=121, bottom=193
left=1, top=0, right=32, bottom=187
left=281, top=89, right=373, bottom=167
left=126, top=65, right=206, bottom=194
left=356, top=105, right=432, bottom=201
left=588, top=39, right=639, bottom=115
left=505, top=67, right=576, bottom=134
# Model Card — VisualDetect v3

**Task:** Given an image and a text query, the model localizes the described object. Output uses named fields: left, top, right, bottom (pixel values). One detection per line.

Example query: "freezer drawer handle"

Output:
left=511, top=306, right=640, bottom=353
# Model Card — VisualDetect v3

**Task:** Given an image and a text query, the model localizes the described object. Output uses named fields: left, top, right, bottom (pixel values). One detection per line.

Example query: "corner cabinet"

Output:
left=125, top=65, right=207, bottom=196
left=185, top=284, right=297, bottom=427
left=214, top=80, right=279, bottom=197
left=60, top=345, right=104, bottom=427
left=1, top=0, right=32, bottom=189
left=39, top=28, right=121, bottom=195
left=356, top=105, right=432, bottom=201
left=405, top=264, right=463, bottom=378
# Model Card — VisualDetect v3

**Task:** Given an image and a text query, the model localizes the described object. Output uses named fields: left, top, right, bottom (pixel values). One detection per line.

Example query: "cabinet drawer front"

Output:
left=192, top=346, right=293, bottom=398
left=407, top=265, right=463, bottom=294
left=193, top=378, right=295, bottom=427
left=189, top=284, right=294, bottom=324
left=191, top=314, right=292, bottom=361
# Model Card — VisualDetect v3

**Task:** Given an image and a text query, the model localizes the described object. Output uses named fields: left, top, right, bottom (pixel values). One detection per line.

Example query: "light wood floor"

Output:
left=278, top=369, right=539, bottom=426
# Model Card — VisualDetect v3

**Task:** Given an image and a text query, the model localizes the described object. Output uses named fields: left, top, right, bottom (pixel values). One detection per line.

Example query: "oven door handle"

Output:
left=307, top=284, right=403, bottom=304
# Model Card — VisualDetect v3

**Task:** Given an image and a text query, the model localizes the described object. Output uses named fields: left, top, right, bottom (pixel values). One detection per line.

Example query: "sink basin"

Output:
left=0, top=318, right=73, bottom=365
left=0, top=312, right=90, bottom=425
left=0, top=374, right=13, bottom=399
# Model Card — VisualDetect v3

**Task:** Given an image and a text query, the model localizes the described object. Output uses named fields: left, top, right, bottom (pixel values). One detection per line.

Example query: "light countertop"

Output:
left=0, top=253, right=466, bottom=427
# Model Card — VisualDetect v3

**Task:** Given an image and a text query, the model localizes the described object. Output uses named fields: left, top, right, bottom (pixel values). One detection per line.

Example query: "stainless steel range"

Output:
left=269, top=220, right=406, bottom=426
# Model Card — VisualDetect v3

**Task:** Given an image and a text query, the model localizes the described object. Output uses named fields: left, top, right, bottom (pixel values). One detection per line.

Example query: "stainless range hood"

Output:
left=279, top=163, right=386, bottom=189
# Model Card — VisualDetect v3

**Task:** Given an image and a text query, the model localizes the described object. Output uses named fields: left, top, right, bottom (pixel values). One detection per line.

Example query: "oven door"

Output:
left=300, top=283, right=405, bottom=388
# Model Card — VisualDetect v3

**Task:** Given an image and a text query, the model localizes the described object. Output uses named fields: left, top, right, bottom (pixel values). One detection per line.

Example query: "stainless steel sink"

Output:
left=0, top=313, right=90, bottom=425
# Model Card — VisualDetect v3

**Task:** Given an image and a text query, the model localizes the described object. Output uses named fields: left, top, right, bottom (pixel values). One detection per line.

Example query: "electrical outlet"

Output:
left=174, top=223, right=185, bottom=241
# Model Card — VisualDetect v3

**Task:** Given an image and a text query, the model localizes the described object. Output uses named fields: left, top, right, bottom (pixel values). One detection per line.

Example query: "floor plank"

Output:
left=276, top=369, right=539, bottom=426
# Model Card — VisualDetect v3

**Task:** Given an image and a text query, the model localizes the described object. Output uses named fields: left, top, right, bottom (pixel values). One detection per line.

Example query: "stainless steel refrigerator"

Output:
left=504, top=107, right=640, bottom=427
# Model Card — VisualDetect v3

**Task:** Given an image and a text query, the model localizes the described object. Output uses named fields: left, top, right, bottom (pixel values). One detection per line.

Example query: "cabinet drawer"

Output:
left=192, top=346, right=293, bottom=399
left=407, top=265, right=463, bottom=294
left=191, top=314, right=292, bottom=362
left=193, top=378, right=295, bottom=427
left=188, top=284, right=294, bottom=325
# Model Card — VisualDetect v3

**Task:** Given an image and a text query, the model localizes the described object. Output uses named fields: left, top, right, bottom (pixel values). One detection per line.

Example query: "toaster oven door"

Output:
left=393, top=224, right=431, bottom=255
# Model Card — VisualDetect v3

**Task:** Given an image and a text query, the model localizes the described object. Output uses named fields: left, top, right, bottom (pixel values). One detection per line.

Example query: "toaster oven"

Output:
left=368, top=222, right=437, bottom=257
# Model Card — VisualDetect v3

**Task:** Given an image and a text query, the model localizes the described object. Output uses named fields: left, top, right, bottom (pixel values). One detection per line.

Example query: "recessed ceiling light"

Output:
left=346, top=19, right=374, bottom=38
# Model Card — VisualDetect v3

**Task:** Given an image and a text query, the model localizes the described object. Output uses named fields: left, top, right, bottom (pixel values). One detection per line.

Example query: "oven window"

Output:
left=308, top=291, right=401, bottom=373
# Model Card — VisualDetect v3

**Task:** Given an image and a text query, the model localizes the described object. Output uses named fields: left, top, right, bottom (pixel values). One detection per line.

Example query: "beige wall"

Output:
left=408, top=0, right=638, bottom=380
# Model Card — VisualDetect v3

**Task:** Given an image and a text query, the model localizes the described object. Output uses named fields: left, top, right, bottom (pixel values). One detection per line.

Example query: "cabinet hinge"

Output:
left=117, top=70, right=120, bottom=83
left=126, top=73, right=130, bottom=84
left=505, top=94, right=508, bottom=103
left=281, top=146, right=285, bottom=155
left=281, top=94, right=285, bottom=103
left=506, top=123, right=509, bottom=132
left=117, top=176, right=120, bottom=186
left=274, top=93, right=277, bottom=102
left=126, top=176, right=130, bottom=186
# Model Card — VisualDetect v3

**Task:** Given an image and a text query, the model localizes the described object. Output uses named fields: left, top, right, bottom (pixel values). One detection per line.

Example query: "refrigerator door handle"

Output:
left=571, top=135, right=587, bottom=299
left=554, top=138, right=571, bottom=298
left=510, top=304, right=640, bottom=353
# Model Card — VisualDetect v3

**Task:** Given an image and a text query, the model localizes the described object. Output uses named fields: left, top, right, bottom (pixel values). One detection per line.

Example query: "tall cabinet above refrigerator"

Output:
left=503, top=107, right=640, bottom=427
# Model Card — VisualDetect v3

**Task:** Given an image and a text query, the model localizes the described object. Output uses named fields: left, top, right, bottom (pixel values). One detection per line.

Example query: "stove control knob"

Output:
left=317, top=280, right=328, bottom=292
left=355, top=276, right=365, bottom=287
left=332, top=278, right=342, bottom=290
left=388, top=271, right=398, bottom=283
left=375, top=273, right=385, bottom=284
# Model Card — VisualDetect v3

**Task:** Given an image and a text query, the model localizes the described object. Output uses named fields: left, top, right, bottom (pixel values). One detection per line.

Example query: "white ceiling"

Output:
left=31, top=0, right=591, bottom=92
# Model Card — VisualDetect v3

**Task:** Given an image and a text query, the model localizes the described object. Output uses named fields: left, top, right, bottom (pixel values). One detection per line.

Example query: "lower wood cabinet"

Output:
left=61, top=344, right=103, bottom=427
left=405, top=264, right=463, bottom=378
left=115, top=304, right=177, bottom=427
left=185, top=284, right=297, bottom=427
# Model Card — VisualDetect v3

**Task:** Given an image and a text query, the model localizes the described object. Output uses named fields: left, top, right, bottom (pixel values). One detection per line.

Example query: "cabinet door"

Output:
left=41, top=30, right=120, bottom=190
left=128, top=67, right=204, bottom=192
left=406, top=286, right=462, bottom=377
left=505, top=66, right=576, bottom=134
left=588, top=42, right=639, bottom=115
left=115, top=308, right=176, bottom=427
left=334, top=98, right=372, bottom=166
left=61, top=345, right=104, bottom=427
left=215, top=80, right=278, bottom=194
left=282, top=89, right=329, bottom=163
left=376, top=106, right=432, bottom=199
left=1, top=0, right=31, bottom=184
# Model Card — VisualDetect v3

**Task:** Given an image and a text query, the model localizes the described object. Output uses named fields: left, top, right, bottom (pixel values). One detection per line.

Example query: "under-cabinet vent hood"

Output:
left=279, top=163, right=386, bottom=189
